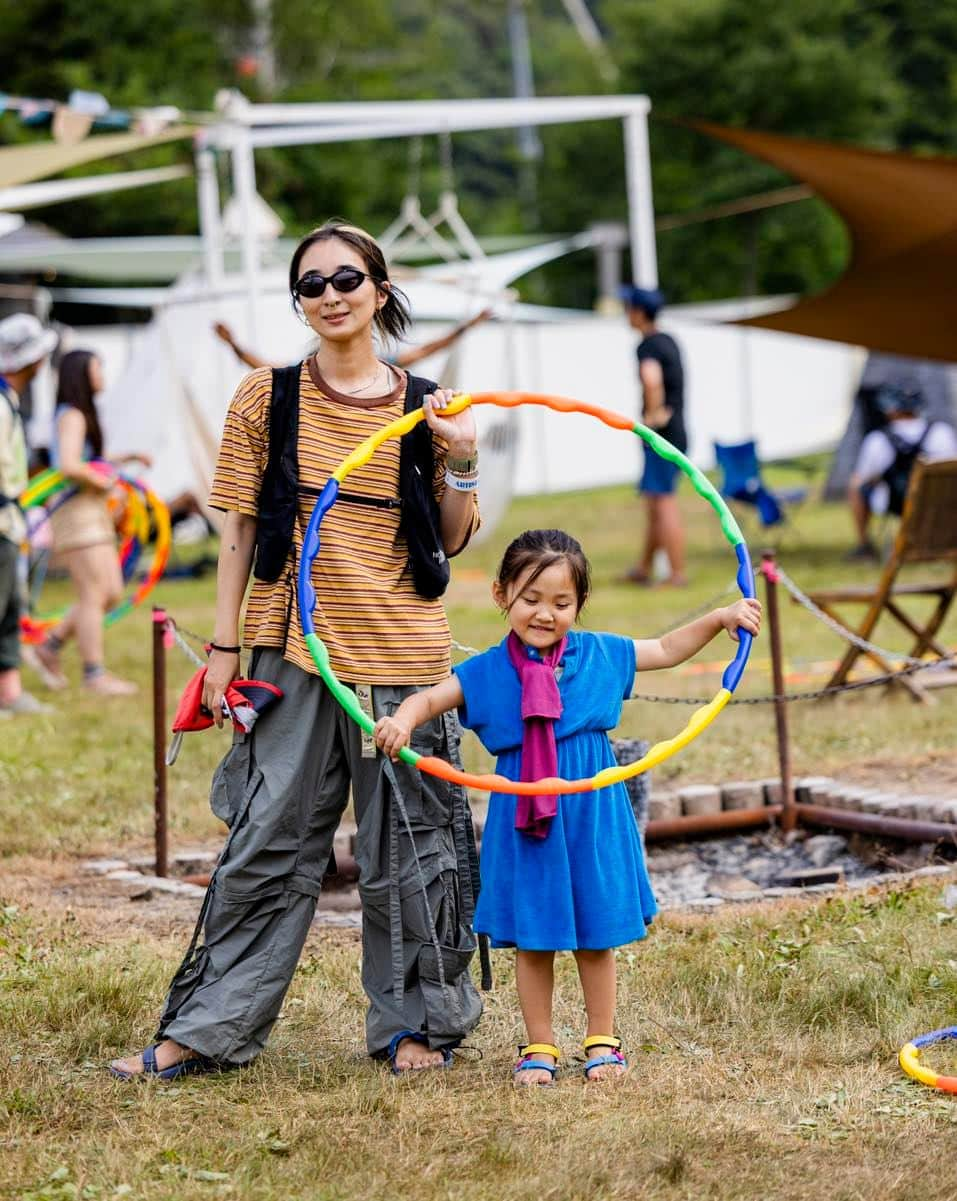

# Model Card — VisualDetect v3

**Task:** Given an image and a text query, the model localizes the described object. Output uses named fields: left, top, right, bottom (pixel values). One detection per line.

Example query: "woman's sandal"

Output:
left=108, top=1044, right=220, bottom=1082
left=386, top=1030, right=454, bottom=1075
left=582, top=1035, right=628, bottom=1081
left=513, top=1042, right=560, bottom=1087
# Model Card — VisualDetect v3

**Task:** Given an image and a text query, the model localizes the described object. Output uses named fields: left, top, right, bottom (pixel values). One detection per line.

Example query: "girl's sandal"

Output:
left=582, top=1035, right=628, bottom=1082
left=513, top=1042, right=560, bottom=1087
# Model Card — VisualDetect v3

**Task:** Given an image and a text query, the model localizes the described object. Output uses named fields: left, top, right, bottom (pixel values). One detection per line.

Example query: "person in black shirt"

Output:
left=620, top=285, right=688, bottom=586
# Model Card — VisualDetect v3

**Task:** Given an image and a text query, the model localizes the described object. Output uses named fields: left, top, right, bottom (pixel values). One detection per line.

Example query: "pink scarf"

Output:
left=507, top=630, right=567, bottom=839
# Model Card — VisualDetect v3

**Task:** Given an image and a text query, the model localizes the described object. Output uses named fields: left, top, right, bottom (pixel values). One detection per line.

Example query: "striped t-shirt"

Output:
left=209, top=359, right=479, bottom=685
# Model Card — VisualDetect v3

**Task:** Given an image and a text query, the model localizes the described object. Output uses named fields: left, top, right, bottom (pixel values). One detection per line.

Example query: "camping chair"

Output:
left=714, top=440, right=811, bottom=529
left=805, top=458, right=957, bottom=702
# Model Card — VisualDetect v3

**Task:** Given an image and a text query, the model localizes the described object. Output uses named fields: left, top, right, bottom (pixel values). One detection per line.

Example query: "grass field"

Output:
left=3, top=472, right=957, bottom=1199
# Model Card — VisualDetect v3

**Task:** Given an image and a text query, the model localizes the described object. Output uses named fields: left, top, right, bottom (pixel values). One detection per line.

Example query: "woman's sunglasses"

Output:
left=293, top=267, right=374, bottom=299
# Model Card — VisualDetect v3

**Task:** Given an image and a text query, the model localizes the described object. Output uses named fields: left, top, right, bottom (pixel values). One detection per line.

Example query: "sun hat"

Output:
left=0, top=313, right=59, bottom=373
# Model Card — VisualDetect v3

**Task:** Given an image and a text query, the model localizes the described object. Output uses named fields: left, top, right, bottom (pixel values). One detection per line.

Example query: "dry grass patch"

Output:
left=4, top=881, right=957, bottom=1199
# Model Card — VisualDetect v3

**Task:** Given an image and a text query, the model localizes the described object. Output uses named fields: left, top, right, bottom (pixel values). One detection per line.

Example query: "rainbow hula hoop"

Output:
left=899, top=1027, right=957, bottom=1094
left=298, top=391, right=754, bottom=795
left=19, top=462, right=171, bottom=644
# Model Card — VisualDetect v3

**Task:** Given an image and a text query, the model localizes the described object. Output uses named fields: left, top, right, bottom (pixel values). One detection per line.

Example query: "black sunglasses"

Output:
left=293, top=267, right=374, bottom=299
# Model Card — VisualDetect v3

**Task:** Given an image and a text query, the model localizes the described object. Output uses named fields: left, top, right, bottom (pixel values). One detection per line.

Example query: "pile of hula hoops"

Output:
left=18, top=461, right=170, bottom=644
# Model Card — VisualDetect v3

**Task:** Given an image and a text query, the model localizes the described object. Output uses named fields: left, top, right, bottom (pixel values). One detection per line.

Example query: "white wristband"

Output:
left=444, top=469, right=479, bottom=492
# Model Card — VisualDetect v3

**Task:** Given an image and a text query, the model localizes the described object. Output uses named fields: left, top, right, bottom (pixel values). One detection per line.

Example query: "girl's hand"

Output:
left=423, top=388, right=477, bottom=457
left=202, top=649, right=241, bottom=728
left=719, top=598, right=762, bottom=642
left=374, top=712, right=414, bottom=762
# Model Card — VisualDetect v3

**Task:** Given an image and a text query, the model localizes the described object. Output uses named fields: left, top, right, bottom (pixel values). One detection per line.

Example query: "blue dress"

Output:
left=454, top=629, right=658, bottom=951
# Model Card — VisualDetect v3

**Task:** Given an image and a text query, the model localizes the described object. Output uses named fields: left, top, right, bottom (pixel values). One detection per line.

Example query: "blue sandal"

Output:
left=582, top=1035, right=627, bottom=1081
left=386, top=1030, right=454, bottom=1075
left=108, top=1044, right=220, bottom=1082
left=513, top=1042, right=560, bottom=1086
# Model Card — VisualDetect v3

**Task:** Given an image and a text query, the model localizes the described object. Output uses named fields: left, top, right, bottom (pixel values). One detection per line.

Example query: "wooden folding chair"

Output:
left=806, top=458, right=957, bottom=702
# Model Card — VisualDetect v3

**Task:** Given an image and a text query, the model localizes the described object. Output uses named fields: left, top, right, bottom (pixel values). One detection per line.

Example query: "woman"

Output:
left=111, top=220, right=483, bottom=1079
left=32, top=350, right=148, bottom=695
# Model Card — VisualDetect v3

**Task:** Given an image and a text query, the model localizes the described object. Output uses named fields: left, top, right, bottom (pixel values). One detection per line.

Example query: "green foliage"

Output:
left=1, top=1, right=956, bottom=301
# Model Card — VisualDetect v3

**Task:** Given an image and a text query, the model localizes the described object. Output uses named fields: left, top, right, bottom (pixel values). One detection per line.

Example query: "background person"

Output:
left=111, top=219, right=483, bottom=1081
left=0, top=313, right=57, bottom=717
left=29, top=350, right=150, bottom=695
left=620, top=285, right=688, bottom=587
left=213, top=306, right=493, bottom=372
left=846, top=382, right=957, bottom=560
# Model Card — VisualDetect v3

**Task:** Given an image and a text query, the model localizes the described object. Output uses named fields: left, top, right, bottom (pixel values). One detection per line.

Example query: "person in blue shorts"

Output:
left=621, top=285, right=689, bottom=586
left=375, top=528, right=761, bottom=1086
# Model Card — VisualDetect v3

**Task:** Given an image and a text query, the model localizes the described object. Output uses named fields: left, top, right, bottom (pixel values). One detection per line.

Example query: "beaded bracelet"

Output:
left=446, top=452, right=479, bottom=475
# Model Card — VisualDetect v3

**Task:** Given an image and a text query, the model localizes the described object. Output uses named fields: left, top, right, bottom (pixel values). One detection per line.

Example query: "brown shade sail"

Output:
left=693, top=121, right=957, bottom=363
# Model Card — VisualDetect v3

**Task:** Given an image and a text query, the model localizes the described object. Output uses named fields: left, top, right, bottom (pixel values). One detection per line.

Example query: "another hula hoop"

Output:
left=18, top=462, right=171, bottom=644
left=297, top=391, right=755, bottom=794
left=899, top=1027, right=957, bottom=1094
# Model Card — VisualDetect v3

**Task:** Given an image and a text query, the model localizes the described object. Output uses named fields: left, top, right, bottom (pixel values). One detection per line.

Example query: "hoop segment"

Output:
left=298, top=391, right=754, bottom=794
left=19, top=463, right=171, bottom=643
left=899, top=1027, right=957, bottom=1094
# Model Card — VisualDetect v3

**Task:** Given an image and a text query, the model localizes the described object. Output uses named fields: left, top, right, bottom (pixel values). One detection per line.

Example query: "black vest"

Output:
left=253, top=364, right=450, bottom=600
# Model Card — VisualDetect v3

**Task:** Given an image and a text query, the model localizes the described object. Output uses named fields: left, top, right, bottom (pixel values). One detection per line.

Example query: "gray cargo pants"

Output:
left=156, top=649, right=483, bottom=1066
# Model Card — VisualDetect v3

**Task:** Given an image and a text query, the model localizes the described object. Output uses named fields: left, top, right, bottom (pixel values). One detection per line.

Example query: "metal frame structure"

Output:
left=195, top=94, right=657, bottom=338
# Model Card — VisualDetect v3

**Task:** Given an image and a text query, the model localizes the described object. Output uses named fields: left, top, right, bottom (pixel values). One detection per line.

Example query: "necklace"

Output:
left=344, top=362, right=387, bottom=396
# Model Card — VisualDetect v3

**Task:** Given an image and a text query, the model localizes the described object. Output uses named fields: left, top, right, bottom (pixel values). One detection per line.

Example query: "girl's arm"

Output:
left=634, top=599, right=761, bottom=671
left=56, top=409, right=112, bottom=491
left=374, top=674, right=465, bottom=761
left=202, top=510, right=257, bottom=726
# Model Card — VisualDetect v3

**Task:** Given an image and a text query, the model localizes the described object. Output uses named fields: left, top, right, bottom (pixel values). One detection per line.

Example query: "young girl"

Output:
left=375, top=528, right=761, bottom=1086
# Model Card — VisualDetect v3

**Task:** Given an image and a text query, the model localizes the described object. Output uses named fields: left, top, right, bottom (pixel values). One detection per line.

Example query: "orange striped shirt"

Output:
left=209, top=360, right=479, bottom=684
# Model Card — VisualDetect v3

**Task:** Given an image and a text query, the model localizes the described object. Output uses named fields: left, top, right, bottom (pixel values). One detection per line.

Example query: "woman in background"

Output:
left=31, top=350, right=149, bottom=695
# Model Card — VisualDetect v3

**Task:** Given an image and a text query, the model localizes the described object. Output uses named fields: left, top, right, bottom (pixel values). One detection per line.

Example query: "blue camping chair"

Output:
left=713, top=440, right=810, bottom=528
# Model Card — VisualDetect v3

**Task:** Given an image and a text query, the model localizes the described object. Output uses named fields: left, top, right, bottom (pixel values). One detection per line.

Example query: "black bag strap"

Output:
left=401, top=371, right=440, bottom=478
left=267, top=363, right=303, bottom=490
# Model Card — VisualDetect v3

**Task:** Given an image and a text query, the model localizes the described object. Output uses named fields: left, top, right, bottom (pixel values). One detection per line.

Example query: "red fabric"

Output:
left=171, top=666, right=282, bottom=735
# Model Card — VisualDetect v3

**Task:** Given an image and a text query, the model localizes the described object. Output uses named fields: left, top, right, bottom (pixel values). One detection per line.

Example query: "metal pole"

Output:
left=230, top=126, right=260, bottom=343
left=623, top=106, right=658, bottom=288
left=152, top=607, right=169, bottom=877
left=196, top=144, right=225, bottom=290
left=761, top=552, right=795, bottom=832
left=646, top=805, right=782, bottom=842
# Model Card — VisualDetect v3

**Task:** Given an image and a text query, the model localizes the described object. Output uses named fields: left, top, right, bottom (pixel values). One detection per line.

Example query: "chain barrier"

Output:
left=772, top=565, right=929, bottom=667
left=161, top=553, right=955, bottom=707
left=164, top=616, right=207, bottom=670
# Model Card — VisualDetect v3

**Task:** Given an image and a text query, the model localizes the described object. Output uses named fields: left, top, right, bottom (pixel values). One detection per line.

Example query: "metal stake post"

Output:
left=761, top=552, right=796, bottom=832
left=152, top=607, right=169, bottom=876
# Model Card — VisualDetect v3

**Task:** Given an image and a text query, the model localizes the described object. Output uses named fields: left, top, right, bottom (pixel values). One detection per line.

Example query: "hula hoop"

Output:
left=297, top=392, right=755, bottom=795
left=18, top=462, right=171, bottom=644
left=899, top=1027, right=957, bottom=1094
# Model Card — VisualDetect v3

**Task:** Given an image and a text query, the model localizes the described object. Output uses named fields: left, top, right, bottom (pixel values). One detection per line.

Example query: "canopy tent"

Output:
left=694, top=122, right=957, bottom=363
left=0, top=125, right=195, bottom=190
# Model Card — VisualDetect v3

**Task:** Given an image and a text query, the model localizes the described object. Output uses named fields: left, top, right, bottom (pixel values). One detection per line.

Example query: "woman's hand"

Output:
left=202, top=649, right=241, bottom=727
left=423, top=388, right=477, bottom=457
left=373, top=711, right=415, bottom=762
left=88, top=465, right=118, bottom=492
left=719, top=598, right=762, bottom=642
left=124, top=451, right=153, bottom=469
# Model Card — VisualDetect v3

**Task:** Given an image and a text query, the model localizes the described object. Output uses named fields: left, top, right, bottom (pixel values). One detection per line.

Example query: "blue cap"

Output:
left=619, top=284, right=665, bottom=317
